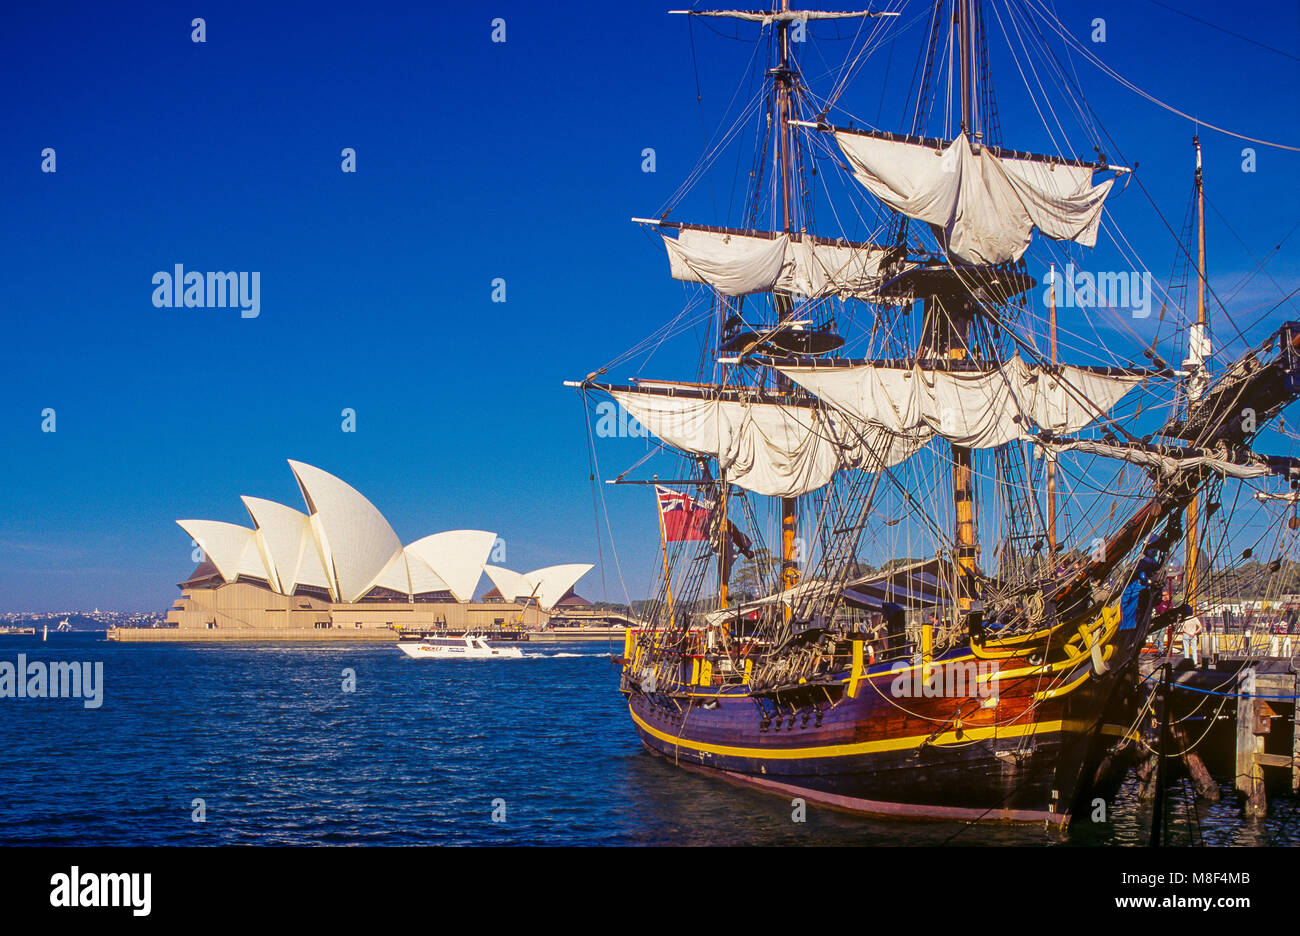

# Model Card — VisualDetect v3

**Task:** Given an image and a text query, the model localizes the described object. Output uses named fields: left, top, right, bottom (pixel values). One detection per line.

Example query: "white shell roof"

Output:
left=405, top=530, right=497, bottom=602
left=177, top=519, right=269, bottom=585
left=484, top=563, right=593, bottom=611
left=483, top=565, right=535, bottom=603
left=288, top=460, right=404, bottom=603
left=240, top=496, right=334, bottom=596
left=242, top=496, right=308, bottom=595
left=178, top=463, right=586, bottom=607
left=525, top=564, right=594, bottom=610
left=405, top=551, right=453, bottom=596
left=368, top=550, right=415, bottom=597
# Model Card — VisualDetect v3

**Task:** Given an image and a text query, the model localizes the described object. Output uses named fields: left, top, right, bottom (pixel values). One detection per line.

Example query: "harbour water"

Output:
left=1, top=633, right=1295, bottom=846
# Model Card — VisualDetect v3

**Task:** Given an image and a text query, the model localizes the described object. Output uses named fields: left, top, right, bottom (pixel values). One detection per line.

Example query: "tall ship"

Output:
left=569, top=1, right=1300, bottom=826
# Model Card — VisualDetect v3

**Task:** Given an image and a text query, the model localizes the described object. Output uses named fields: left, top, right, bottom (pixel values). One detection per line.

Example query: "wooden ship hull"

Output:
left=622, top=595, right=1153, bottom=826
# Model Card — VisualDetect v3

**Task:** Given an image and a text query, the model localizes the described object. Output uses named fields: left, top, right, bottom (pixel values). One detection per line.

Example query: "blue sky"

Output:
left=2, top=1, right=1298, bottom=611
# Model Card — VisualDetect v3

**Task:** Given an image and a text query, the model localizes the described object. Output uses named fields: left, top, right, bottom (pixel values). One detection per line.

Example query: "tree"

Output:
left=731, top=547, right=780, bottom=602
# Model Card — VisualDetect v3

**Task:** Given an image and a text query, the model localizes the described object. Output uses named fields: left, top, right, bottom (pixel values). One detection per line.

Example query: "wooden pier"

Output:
left=1139, top=634, right=1299, bottom=818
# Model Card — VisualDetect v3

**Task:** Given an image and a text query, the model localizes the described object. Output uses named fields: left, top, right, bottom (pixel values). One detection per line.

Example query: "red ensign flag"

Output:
left=655, top=485, right=712, bottom=542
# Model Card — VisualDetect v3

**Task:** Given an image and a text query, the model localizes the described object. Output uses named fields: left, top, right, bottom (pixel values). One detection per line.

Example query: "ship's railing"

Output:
left=1184, top=631, right=1297, bottom=660
left=622, top=623, right=926, bottom=694
left=860, top=630, right=915, bottom=665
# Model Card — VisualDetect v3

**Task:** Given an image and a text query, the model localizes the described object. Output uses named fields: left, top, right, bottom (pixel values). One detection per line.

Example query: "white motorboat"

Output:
left=396, top=634, right=524, bottom=660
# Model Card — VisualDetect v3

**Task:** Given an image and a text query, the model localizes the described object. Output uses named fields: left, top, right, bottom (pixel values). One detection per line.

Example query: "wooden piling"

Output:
left=1136, top=752, right=1159, bottom=802
left=1235, top=666, right=1267, bottom=818
left=1294, top=675, right=1300, bottom=794
left=1173, top=723, right=1220, bottom=802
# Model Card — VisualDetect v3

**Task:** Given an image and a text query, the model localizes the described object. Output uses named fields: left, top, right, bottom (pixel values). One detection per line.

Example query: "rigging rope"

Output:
left=1024, top=0, right=1300, bottom=152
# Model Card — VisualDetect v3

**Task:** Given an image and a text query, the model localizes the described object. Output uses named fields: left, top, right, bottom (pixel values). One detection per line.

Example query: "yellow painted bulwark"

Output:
left=848, top=639, right=864, bottom=698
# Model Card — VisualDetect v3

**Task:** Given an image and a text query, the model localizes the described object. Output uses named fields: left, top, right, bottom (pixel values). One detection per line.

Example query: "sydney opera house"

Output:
left=109, top=460, right=592, bottom=641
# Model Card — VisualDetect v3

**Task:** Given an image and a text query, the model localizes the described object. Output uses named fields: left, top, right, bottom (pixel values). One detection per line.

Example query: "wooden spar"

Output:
left=630, top=217, right=886, bottom=250
left=1048, top=262, right=1058, bottom=557
left=1185, top=134, right=1208, bottom=614
left=719, top=475, right=730, bottom=610
left=951, top=395, right=977, bottom=611
left=777, top=0, right=799, bottom=595
left=606, top=478, right=714, bottom=486
left=957, top=0, right=973, bottom=139
left=1196, top=134, right=1208, bottom=360
left=950, top=0, right=977, bottom=610
left=804, top=123, right=1131, bottom=173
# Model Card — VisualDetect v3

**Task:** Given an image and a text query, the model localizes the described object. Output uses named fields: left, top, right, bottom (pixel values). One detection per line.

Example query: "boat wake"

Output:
left=523, top=651, right=610, bottom=659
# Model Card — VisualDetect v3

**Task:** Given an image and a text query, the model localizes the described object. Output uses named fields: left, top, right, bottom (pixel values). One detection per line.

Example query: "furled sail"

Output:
left=777, top=356, right=1144, bottom=448
left=609, top=386, right=927, bottom=498
left=832, top=130, right=1115, bottom=265
left=663, top=230, right=788, bottom=296
left=661, top=226, right=896, bottom=299
left=1035, top=439, right=1277, bottom=480
left=671, top=10, right=892, bottom=24
left=703, top=578, right=839, bottom=626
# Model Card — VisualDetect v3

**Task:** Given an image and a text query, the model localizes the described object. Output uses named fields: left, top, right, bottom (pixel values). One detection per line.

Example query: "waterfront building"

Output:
left=108, top=461, right=592, bottom=641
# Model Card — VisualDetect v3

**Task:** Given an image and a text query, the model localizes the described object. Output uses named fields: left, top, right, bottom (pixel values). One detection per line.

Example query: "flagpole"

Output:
left=655, top=482, right=675, bottom=624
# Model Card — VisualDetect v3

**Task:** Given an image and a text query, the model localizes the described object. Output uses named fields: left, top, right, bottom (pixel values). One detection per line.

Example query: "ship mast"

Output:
left=1048, top=262, right=1059, bottom=557
left=718, top=477, right=730, bottom=609
left=661, top=4, right=902, bottom=614
left=949, top=0, right=978, bottom=612
left=1184, top=134, right=1209, bottom=613
left=776, top=0, right=800, bottom=595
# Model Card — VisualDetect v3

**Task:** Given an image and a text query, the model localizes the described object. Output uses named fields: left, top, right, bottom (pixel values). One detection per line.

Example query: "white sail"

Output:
left=663, top=230, right=789, bottom=296
left=777, top=356, right=1143, bottom=449
left=610, top=388, right=926, bottom=498
left=1035, top=439, right=1275, bottom=480
left=833, top=131, right=1114, bottom=265
left=785, top=238, right=893, bottom=299
left=704, top=578, right=839, bottom=626
left=662, top=227, right=895, bottom=299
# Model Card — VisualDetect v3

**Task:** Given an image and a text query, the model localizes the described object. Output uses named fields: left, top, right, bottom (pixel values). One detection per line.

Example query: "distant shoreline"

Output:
left=101, top=626, right=625, bottom=644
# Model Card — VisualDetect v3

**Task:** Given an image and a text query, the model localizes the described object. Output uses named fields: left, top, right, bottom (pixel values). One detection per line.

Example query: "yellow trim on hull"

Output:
left=983, top=645, right=1114, bottom=683
left=1033, top=668, right=1095, bottom=701
left=629, top=703, right=1070, bottom=760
